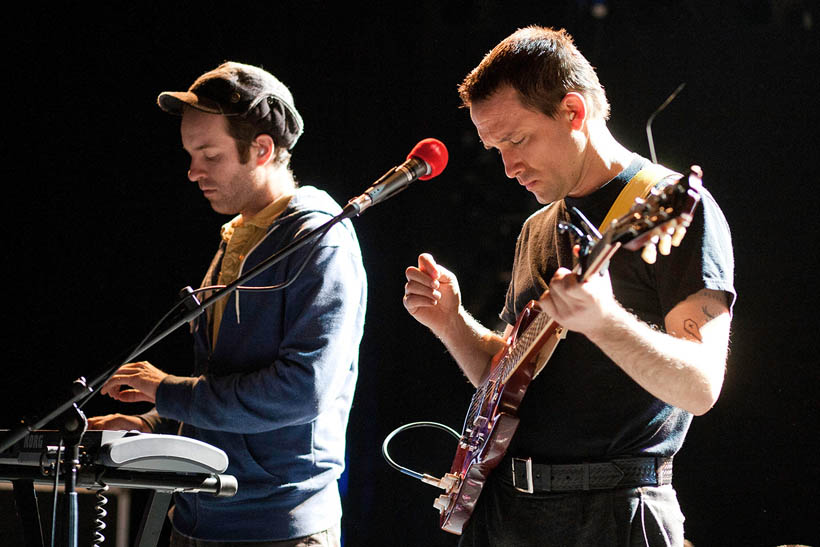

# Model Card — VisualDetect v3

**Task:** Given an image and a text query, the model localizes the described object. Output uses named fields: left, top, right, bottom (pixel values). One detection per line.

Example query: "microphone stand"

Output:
left=0, top=197, right=369, bottom=546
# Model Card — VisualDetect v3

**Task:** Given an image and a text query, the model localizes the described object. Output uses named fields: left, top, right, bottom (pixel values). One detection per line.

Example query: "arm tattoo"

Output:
left=683, top=318, right=703, bottom=342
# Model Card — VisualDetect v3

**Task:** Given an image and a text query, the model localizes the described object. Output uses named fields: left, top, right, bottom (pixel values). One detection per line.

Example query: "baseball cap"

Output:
left=157, top=61, right=304, bottom=149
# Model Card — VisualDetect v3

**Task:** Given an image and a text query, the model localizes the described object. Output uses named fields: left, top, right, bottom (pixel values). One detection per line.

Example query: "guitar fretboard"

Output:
left=462, top=309, right=555, bottom=435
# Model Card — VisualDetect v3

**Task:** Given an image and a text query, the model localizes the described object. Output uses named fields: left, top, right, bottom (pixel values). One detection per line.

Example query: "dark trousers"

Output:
left=459, top=474, right=684, bottom=547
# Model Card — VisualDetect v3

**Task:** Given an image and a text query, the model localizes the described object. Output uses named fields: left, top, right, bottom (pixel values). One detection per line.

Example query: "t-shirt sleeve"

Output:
left=500, top=230, right=525, bottom=326
left=653, top=186, right=736, bottom=317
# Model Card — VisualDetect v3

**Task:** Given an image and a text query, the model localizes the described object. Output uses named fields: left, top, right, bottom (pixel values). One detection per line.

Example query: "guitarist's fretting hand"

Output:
left=537, top=266, right=617, bottom=338
left=403, top=253, right=461, bottom=333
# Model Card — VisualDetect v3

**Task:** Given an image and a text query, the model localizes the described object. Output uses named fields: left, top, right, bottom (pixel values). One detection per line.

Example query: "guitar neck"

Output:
left=497, top=311, right=557, bottom=384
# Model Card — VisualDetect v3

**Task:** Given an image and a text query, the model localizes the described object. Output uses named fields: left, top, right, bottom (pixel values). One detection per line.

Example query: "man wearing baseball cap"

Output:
left=90, top=62, right=367, bottom=546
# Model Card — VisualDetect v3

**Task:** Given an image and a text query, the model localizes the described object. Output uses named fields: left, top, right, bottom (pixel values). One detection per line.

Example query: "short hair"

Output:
left=225, top=115, right=292, bottom=166
left=458, top=26, right=610, bottom=120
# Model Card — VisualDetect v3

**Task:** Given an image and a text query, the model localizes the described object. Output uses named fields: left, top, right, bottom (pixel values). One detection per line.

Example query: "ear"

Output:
left=562, top=92, right=587, bottom=130
left=252, top=133, right=276, bottom=166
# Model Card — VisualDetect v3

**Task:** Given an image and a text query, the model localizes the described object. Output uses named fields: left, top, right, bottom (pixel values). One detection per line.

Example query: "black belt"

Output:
left=505, top=456, right=673, bottom=494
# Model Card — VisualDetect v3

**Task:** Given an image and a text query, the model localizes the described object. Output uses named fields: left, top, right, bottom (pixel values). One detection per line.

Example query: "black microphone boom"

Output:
left=346, top=157, right=430, bottom=215
left=344, top=138, right=448, bottom=216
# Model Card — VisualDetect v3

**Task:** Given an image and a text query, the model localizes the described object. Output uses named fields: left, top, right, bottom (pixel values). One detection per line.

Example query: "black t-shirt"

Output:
left=500, top=155, right=735, bottom=462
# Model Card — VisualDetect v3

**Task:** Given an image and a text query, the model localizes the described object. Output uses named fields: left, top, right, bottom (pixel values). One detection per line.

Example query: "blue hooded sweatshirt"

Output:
left=155, top=186, right=367, bottom=541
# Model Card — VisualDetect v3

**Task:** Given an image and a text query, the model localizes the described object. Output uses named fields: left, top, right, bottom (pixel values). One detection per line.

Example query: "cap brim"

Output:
left=157, top=91, right=225, bottom=115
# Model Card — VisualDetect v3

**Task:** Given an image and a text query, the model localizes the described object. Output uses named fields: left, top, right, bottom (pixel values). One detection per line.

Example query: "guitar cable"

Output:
left=381, top=421, right=460, bottom=489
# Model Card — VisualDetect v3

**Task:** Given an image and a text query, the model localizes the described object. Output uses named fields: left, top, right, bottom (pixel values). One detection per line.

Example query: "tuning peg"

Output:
left=671, top=225, right=687, bottom=247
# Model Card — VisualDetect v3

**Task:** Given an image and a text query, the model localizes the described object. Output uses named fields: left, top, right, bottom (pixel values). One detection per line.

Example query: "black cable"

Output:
left=646, top=82, right=686, bottom=164
left=381, top=421, right=459, bottom=480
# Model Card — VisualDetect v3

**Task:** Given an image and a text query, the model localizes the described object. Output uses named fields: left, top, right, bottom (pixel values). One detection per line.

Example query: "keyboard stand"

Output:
left=11, top=479, right=44, bottom=547
left=135, top=490, right=172, bottom=547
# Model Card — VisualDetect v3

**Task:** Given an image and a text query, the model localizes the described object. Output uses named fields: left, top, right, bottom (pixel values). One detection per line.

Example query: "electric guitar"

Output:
left=433, top=166, right=704, bottom=535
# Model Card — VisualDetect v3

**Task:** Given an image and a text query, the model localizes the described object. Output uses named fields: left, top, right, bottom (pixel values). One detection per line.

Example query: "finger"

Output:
left=101, top=375, right=149, bottom=397
left=549, top=269, right=583, bottom=298
left=89, top=414, right=126, bottom=430
left=123, top=361, right=153, bottom=372
left=403, top=292, right=440, bottom=312
left=109, top=389, right=151, bottom=404
left=543, top=275, right=578, bottom=316
left=541, top=290, right=574, bottom=323
left=405, top=279, right=441, bottom=299
left=100, top=374, right=138, bottom=396
left=87, top=416, right=110, bottom=430
left=100, top=364, right=145, bottom=388
left=550, top=267, right=575, bottom=283
left=118, top=361, right=153, bottom=372
left=417, top=253, right=440, bottom=278
left=405, top=266, right=440, bottom=288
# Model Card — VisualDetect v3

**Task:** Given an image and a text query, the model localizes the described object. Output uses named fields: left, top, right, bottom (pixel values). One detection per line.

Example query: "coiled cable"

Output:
left=92, top=484, right=109, bottom=546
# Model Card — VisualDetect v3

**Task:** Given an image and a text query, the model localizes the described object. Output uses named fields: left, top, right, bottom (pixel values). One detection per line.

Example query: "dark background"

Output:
left=3, top=1, right=818, bottom=546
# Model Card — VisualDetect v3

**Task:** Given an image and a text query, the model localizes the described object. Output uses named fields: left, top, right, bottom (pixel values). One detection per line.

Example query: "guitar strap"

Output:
left=597, top=162, right=681, bottom=232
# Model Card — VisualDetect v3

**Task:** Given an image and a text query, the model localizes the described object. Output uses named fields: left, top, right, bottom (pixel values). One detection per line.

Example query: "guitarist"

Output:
left=403, top=26, right=735, bottom=547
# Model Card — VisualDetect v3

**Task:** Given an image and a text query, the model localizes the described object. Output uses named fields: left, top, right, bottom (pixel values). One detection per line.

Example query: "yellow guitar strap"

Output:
left=598, top=162, right=681, bottom=232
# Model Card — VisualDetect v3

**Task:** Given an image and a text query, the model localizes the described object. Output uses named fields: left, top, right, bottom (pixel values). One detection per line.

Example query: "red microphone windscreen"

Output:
left=408, top=138, right=448, bottom=180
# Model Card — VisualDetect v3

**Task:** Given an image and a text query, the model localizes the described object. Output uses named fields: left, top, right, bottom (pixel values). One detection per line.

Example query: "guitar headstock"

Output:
left=612, top=165, right=703, bottom=264
left=570, top=165, right=703, bottom=277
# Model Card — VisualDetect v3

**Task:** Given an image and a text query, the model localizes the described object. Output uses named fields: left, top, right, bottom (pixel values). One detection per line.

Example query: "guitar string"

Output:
left=463, top=310, right=552, bottom=435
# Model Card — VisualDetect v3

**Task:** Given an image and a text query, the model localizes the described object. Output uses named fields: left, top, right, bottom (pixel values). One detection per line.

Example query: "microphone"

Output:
left=346, top=138, right=448, bottom=214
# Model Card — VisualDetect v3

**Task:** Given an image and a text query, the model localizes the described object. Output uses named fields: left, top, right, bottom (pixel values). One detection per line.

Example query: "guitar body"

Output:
left=438, top=303, right=564, bottom=534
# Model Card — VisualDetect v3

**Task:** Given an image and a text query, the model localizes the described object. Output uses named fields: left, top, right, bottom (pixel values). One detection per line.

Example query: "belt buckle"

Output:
left=511, top=457, right=534, bottom=494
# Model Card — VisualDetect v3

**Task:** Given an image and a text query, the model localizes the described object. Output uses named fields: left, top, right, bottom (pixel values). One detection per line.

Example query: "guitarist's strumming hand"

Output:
left=404, top=253, right=506, bottom=386
left=537, top=266, right=619, bottom=338
left=403, top=253, right=462, bottom=335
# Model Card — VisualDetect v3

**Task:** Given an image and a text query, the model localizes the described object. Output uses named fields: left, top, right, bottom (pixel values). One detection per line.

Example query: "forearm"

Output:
left=585, top=304, right=728, bottom=415
left=156, top=359, right=352, bottom=432
left=436, top=306, right=506, bottom=387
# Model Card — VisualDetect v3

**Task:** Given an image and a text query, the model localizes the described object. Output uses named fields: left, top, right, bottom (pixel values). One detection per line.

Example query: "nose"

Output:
left=188, top=158, right=205, bottom=183
left=500, top=149, right=523, bottom=179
